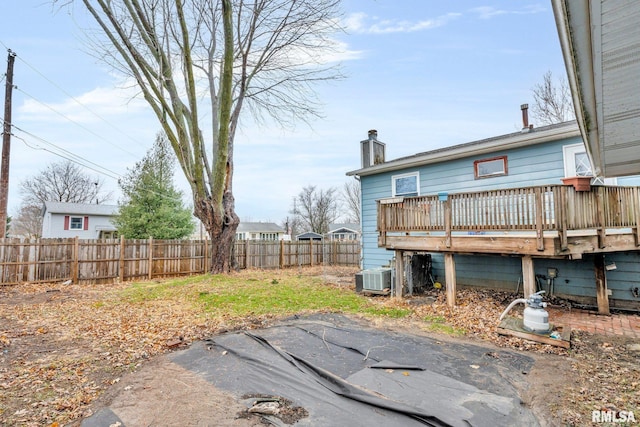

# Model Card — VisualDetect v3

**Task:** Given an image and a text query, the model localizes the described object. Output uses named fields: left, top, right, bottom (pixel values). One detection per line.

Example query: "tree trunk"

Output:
left=195, top=190, right=239, bottom=273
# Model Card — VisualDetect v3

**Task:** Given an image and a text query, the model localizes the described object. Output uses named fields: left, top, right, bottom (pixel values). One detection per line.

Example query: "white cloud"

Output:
left=470, top=5, right=546, bottom=20
left=343, top=12, right=368, bottom=33
left=18, top=82, right=148, bottom=124
left=344, top=12, right=461, bottom=35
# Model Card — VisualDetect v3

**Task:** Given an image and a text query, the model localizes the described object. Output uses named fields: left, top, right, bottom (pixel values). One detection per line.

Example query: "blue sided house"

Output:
left=347, top=118, right=640, bottom=313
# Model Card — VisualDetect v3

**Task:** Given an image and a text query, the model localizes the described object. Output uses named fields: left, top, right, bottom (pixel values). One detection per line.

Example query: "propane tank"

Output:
left=523, top=291, right=550, bottom=333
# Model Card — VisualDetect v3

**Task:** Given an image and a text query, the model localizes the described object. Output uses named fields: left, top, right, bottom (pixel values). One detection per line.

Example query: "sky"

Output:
left=0, top=0, right=568, bottom=225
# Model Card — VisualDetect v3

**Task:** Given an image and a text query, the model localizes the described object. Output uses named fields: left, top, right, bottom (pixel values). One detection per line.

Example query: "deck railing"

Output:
left=377, top=184, right=640, bottom=250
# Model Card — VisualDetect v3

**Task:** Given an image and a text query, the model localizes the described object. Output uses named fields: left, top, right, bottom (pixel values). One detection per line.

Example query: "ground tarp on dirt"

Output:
left=167, top=314, right=538, bottom=426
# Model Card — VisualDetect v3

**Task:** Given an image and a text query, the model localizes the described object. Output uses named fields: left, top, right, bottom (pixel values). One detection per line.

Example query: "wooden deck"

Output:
left=377, top=184, right=640, bottom=311
left=377, top=184, right=640, bottom=256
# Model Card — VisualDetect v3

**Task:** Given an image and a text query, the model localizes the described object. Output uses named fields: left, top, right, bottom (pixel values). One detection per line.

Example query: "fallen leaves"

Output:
left=0, top=279, right=226, bottom=426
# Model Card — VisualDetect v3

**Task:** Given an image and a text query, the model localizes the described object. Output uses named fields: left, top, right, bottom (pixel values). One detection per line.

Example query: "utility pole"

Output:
left=0, top=49, right=16, bottom=238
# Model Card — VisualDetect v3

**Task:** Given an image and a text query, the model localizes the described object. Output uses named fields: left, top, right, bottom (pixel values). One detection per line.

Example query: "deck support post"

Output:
left=444, top=253, right=456, bottom=307
left=594, top=254, right=610, bottom=315
left=521, top=255, right=535, bottom=297
left=394, top=250, right=404, bottom=298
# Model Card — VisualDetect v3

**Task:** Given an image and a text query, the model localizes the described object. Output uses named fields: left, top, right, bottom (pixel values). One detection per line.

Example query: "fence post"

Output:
left=148, top=237, right=153, bottom=280
left=119, top=235, right=125, bottom=283
left=204, top=238, right=209, bottom=273
left=72, top=237, right=79, bottom=283
left=279, top=239, right=284, bottom=269
left=310, top=240, right=314, bottom=266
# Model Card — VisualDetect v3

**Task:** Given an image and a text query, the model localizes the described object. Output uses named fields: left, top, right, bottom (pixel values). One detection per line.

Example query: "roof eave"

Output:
left=551, top=0, right=603, bottom=176
left=347, top=123, right=580, bottom=177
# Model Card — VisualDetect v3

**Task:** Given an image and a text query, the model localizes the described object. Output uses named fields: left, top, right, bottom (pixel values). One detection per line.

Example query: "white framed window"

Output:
left=392, top=172, right=419, bottom=197
left=563, top=143, right=617, bottom=185
left=70, top=217, right=83, bottom=230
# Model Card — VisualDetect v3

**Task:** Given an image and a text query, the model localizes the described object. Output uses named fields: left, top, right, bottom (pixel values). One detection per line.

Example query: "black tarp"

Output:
left=171, top=314, right=539, bottom=426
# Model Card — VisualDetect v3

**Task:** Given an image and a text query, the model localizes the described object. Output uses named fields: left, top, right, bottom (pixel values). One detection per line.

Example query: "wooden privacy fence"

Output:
left=0, top=237, right=361, bottom=286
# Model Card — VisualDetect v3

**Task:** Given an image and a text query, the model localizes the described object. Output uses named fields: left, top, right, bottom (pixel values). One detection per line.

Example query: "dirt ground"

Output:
left=1, top=267, right=639, bottom=426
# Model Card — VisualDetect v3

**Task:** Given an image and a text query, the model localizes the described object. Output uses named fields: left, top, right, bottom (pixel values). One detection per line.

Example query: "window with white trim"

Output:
left=70, top=217, right=83, bottom=230
left=392, top=172, right=419, bottom=197
left=563, top=143, right=617, bottom=185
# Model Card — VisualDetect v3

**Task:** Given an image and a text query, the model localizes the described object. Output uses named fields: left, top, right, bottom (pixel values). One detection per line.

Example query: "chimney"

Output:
left=361, top=130, right=385, bottom=168
left=521, top=104, right=533, bottom=132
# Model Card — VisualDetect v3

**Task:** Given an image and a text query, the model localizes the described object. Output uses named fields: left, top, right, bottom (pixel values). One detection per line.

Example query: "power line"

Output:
left=0, top=40, right=148, bottom=158
left=1, top=108, right=122, bottom=180
left=12, top=127, right=190, bottom=205
left=15, top=86, right=142, bottom=158
left=0, top=42, right=190, bottom=206
left=11, top=130, right=121, bottom=180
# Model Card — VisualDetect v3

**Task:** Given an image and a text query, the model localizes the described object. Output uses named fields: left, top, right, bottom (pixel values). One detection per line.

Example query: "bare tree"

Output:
left=292, top=185, right=339, bottom=234
left=9, top=203, right=42, bottom=238
left=20, top=159, right=110, bottom=206
left=342, top=179, right=360, bottom=223
left=531, top=70, right=575, bottom=125
left=67, top=0, right=343, bottom=272
left=280, top=215, right=302, bottom=239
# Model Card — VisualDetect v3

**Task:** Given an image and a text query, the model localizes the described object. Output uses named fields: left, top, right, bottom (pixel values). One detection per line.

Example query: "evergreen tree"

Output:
left=114, top=133, right=194, bottom=239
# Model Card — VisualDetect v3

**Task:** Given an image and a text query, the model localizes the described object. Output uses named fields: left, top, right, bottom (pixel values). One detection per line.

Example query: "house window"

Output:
left=70, top=217, right=84, bottom=230
left=474, top=156, right=507, bottom=179
left=563, top=143, right=592, bottom=177
left=392, top=172, right=419, bottom=197
left=563, top=143, right=617, bottom=185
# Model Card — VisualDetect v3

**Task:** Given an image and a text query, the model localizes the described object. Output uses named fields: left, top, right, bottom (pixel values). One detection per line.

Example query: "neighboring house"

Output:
left=296, top=232, right=323, bottom=241
left=327, top=223, right=360, bottom=241
left=347, top=123, right=640, bottom=312
left=41, top=202, right=118, bottom=239
left=235, top=222, right=285, bottom=241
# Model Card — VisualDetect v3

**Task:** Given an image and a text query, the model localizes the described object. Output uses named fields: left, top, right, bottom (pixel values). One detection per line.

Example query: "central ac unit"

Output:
left=362, top=268, right=392, bottom=291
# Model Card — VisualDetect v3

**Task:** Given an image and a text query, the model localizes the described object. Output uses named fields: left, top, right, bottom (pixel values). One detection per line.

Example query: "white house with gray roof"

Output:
left=41, top=202, right=118, bottom=239
left=235, top=222, right=285, bottom=241
left=327, top=223, right=360, bottom=241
